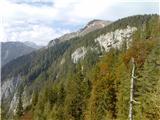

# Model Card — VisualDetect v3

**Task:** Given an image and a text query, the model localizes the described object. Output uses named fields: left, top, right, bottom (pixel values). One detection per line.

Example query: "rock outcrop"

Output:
left=71, top=47, right=87, bottom=63
left=95, top=26, right=137, bottom=51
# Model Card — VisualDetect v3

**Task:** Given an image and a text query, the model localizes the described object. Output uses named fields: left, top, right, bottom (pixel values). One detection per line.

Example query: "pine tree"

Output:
left=16, top=90, right=23, bottom=117
left=115, top=53, right=130, bottom=120
left=138, top=46, right=160, bottom=119
left=31, top=90, right=38, bottom=111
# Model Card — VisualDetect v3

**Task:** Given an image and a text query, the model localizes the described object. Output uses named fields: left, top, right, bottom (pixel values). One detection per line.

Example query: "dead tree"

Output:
left=129, top=58, right=135, bottom=120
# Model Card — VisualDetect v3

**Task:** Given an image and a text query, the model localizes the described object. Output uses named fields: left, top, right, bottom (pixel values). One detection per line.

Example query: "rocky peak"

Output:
left=80, top=19, right=111, bottom=35
left=48, top=19, right=111, bottom=47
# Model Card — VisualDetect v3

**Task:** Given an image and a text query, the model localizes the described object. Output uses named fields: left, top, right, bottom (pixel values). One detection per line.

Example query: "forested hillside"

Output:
left=1, top=14, right=160, bottom=120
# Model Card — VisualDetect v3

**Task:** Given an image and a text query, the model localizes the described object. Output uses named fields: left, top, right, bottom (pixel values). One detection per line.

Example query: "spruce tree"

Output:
left=16, top=90, right=23, bottom=117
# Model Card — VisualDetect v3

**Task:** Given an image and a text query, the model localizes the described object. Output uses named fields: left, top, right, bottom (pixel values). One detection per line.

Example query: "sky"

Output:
left=0, top=0, right=159, bottom=45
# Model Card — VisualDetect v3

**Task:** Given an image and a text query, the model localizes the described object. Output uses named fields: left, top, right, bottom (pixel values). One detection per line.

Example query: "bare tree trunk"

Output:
left=129, top=58, right=135, bottom=120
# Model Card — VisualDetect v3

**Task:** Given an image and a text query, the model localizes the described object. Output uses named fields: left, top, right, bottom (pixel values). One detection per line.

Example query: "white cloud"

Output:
left=0, top=0, right=57, bottom=20
left=3, top=24, right=70, bottom=45
left=0, top=0, right=159, bottom=45
left=0, top=0, right=117, bottom=23
left=16, top=25, right=70, bottom=45
left=70, top=0, right=114, bottom=19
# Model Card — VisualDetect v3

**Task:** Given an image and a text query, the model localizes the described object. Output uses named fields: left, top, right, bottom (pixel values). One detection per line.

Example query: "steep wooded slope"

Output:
left=1, top=14, right=160, bottom=120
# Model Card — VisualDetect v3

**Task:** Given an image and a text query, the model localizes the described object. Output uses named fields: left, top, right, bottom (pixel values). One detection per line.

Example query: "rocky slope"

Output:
left=71, top=25, right=137, bottom=63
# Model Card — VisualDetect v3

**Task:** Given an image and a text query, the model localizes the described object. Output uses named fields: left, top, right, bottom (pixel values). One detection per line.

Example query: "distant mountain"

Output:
left=48, top=19, right=111, bottom=46
left=23, top=41, right=43, bottom=49
left=1, top=41, right=37, bottom=66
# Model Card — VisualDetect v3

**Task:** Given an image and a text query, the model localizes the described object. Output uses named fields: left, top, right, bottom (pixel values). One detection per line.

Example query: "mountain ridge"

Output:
left=48, top=19, right=111, bottom=46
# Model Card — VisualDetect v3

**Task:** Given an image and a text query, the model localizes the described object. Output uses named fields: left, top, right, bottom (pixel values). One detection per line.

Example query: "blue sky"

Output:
left=0, top=0, right=159, bottom=45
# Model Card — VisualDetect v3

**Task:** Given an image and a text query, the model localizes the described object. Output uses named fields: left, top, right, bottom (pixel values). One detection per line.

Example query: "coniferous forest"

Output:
left=1, top=14, right=160, bottom=120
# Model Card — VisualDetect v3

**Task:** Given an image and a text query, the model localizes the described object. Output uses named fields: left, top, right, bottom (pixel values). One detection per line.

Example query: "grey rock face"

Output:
left=1, top=76, right=22, bottom=116
left=9, top=87, right=32, bottom=115
left=95, top=26, right=137, bottom=51
left=71, top=47, right=87, bottom=63
left=1, top=76, right=32, bottom=115
left=1, top=76, right=21, bottom=100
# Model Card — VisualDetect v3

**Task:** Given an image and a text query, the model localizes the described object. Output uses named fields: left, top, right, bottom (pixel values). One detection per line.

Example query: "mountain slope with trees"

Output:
left=1, top=14, right=160, bottom=120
